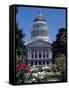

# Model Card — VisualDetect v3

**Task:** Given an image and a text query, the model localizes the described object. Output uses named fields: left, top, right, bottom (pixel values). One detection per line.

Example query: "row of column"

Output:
left=28, top=60, right=51, bottom=66
left=28, top=48, right=52, bottom=59
left=31, top=30, right=48, bottom=37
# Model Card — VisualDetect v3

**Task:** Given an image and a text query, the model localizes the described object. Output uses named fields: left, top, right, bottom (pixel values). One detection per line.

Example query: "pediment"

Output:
left=26, top=39, right=51, bottom=48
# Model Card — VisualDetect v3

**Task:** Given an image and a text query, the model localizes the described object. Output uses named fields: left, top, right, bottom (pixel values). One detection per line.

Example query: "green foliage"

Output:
left=16, top=24, right=26, bottom=54
left=16, top=23, right=27, bottom=64
left=16, top=8, right=27, bottom=64
left=52, top=28, right=67, bottom=63
left=54, top=55, right=66, bottom=81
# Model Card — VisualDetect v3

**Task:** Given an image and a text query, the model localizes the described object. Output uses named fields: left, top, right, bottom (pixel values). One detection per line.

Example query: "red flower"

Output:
left=60, top=60, right=64, bottom=64
left=61, top=69, right=64, bottom=75
left=52, top=64, right=57, bottom=69
left=28, top=71, right=32, bottom=76
left=17, top=64, right=28, bottom=70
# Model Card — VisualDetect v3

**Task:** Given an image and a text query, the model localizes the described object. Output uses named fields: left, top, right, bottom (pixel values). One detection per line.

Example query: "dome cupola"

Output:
left=34, top=11, right=46, bottom=22
left=31, top=11, right=50, bottom=42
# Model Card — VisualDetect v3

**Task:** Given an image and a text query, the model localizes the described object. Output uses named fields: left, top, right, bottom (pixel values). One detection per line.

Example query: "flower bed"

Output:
left=16, top=63, right=66, bottom=84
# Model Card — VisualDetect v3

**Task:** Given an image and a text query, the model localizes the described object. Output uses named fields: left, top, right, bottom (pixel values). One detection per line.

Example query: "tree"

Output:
left=16, top=8, right=27, bottom=64
left=16, top=23, right=27, bottom=64
left=52, top=28, right=67, bottom=63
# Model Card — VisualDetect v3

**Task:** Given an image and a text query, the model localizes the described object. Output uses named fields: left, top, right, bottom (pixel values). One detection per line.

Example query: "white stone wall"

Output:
left=27, top=48, right=52, bottom=60
left=27, top=47, right=52, bottom=66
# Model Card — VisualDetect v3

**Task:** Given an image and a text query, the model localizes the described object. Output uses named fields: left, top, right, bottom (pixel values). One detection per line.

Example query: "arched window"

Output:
left=47, top=61, right=49, bottom=65
left=43, top=49, right=45, bottom=59
left=35, top=49, right=37, bottom=58
left=46, top=53, right=49, bottom=58
left=43, top=54, right=45, bottom=59
left=37, top=31, right=39, bottom=36
left=31, top=54, right=34, bottom=58
left=39, top=53, right=41, bottom=58
left=43, top=61, right=45, bottom=65
left=39, top=48, right=42, bottom=58
left=39, top=61, right=41, bottom=65
left=31, top=61, right=33, bottom=66
left=45, top=49, right=48, bottom=52
left=35, top=61, right=37, bottom=65
left=46, top=49, right=49, bottom=58
left=31, top=49, right=34, bottom=59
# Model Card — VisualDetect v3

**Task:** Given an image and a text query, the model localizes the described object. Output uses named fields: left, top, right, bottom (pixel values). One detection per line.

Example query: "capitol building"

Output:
left=25, top=11, right=52, bottom=66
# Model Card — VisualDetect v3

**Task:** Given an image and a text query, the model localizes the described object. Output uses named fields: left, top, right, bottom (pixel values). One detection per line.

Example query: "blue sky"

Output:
left=16, top=6, right=66, bottom=42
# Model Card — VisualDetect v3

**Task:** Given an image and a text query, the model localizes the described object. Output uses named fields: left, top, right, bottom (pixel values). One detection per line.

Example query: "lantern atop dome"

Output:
left=34, top=10, right=46, bottom=22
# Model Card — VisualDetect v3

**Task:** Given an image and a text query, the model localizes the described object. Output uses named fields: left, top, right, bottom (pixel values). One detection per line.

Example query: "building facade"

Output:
left=26, top=11, right=52, bottom=66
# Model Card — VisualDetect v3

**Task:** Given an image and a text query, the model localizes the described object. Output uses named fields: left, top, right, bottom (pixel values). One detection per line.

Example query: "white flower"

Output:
left=32, top=73, right=38, bottom=78
left=32, top=78, right=37, bottom=82
left=38, top=71, right=46, bottom=76
left=46, top=72, right=55, bottom=76
left=37, top=72, right=41, bottom=75
left=39, top=75, right=44, bottom=79
left=42, top=66, right=51, bottom=70
left=56, top=72, right=61, bottom=75
left=31, top=67, right=38, bottom=72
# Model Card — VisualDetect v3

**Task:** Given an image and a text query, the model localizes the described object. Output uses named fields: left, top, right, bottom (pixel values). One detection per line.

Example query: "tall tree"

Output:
left=52, top=28, right=67, bottom=63
left=16, top=24, right=27, bottom=64
left=16, top=7, right=27, bottom=64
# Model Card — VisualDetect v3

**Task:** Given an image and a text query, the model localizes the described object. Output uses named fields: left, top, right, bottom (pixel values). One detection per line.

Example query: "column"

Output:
left=45, top=48, right=47, bottom=59
left=45, top=61, right=47, bottom=66
left=41, top=48, right=43, bottom=59
left=33, top=61, right=35, bottom=66
left=29, top=48, right=31, bottom=59
left=28, top=49, right=29, bottom=59
left=34, top=48, right=35, bottom=59
left=37, top=61, right=39, bottom=66
left=41, top=61, right=43, bottom=66
left=37, top=48, right=39, bottom=59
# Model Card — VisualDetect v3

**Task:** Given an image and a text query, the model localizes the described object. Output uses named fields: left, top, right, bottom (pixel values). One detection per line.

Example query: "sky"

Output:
left=16, top=6, right=66, bottom=42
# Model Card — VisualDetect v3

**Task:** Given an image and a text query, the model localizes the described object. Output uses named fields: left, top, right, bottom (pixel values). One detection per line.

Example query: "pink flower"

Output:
left=60, top=60, right=64, bottom=64
left=61, top=69, right=64, bottom=75
left=16, top=64, right=28, bottom=70
left=52, top=64, right=57, bottom=69
left=28, top=71, right=32, bottom=76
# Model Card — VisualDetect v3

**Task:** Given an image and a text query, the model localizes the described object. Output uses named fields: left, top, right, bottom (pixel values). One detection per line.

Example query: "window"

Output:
left=31, top=54, right=34, bottom=58
left=32, top=49, right=34, bottom=53
left=35, top=61, right=37, bottom=65
left=46, top=49, right=49, bottom=58
left=31, top=61, right=33, bottom=66
left=35, top=54, right=37, bottom=58
left=39, top=61, right=41, bottom=65
left=32, top=32, right=34, bottom=36
left=43, top=54, right=45, bottom=59
left=47, top=61, right=49, bottom=65
left=39, top=53, right=41, bottom=58
left=45, top=31, right=48, bottom=36
left=39, top=48, right=42, bottom=58
left=43, top=49, right=45, bottom=53
left=33, top=23, right=47, bottom=31
left=37, top=31, right=39, bottom=36
left=31, top=49, right=34, bottom=58
left=35, top=49, right=37, bottom=58
left=43, top=49, right=45, bottom=59
left=45, top=49, right=47, bottom=53
left=46, top=53, right=48, bottom=58
left=33, top=24, right=40, bottom=29
left=43, top=61, right=45, bottom=65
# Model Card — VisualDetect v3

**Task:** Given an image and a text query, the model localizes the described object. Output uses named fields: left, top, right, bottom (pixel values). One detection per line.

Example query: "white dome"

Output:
left=31, top=11, right=49, bottom=41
